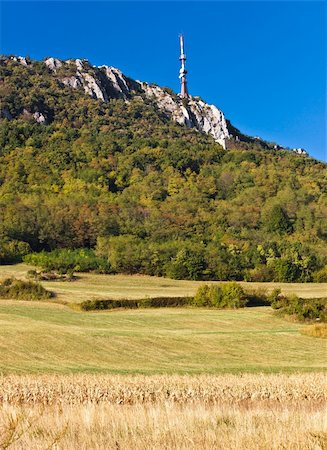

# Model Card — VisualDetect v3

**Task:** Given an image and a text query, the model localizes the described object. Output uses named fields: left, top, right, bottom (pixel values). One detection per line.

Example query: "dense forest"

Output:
left=0, top=57, right=326, bottom=282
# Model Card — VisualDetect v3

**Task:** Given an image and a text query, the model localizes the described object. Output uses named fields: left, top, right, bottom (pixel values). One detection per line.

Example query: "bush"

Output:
left=0, top=278, right=53, bottom=300
left=268, top=288, right=282, bottom=306
left=0, top=239, right=31, bottom=264
left=313, top=266, right=327, bottom=282
left=271, top=293, right=327, bottom=322
left=245, top=265, right=274, bottom=282
left=24, top=248, right=111, bottom=273
left=80, top=296, right=191, bottom=311
left=192, top=282, right=248, bottom=309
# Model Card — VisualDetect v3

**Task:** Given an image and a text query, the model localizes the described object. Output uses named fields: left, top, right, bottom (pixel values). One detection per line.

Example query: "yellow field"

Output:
left=0, top=264, right=326, bottom=303
left=0, top=374, right=326, bottom=449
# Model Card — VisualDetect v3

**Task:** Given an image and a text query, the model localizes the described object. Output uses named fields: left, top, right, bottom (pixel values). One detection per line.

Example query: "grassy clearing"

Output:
left=0, top=264, right=326, bottom=303
left=0, top=374, right=326, bottom=449
left=0, top=302, right=325, bottom=374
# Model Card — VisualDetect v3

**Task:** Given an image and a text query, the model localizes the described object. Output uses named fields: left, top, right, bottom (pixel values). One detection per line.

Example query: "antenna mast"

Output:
left=179, top=34, right=189, bottom=98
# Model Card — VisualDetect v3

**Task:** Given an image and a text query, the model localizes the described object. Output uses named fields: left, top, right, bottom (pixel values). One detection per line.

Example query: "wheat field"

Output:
left=0, top=374, right=326, bottom=449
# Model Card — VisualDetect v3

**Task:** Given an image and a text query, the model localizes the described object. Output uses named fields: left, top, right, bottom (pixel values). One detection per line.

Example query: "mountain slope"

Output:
left=1, top=55, right=268, bottom=149
left=0, top=55, right=326, bottom=282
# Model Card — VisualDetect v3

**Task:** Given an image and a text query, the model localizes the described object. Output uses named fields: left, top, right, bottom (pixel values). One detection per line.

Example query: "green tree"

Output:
left=266, top=205, right=292, bottom=234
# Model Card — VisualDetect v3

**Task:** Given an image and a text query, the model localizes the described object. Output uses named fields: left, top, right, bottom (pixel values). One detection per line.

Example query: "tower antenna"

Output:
left=179, top=34, right=189, bottom=98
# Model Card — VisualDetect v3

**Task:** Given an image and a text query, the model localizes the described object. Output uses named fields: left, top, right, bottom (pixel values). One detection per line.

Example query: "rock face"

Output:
left=44, top=57, right=62, bottom=71
left=140, top=83, right=230, bottom=147
left=7, top=56, right=232, bottom=147
left=44, top=57, right=231, bottom=148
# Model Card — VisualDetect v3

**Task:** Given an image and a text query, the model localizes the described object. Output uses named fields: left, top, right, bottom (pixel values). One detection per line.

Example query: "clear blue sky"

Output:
left=1, top=1, right=326, bottom=161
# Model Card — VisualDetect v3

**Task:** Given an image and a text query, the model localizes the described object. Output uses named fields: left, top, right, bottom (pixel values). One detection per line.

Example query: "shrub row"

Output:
left=0, top=278, right=53, bottom=301
left=22, top=244, right=327, bottom=283
left=270, top=289, right=327, bottom=322
left=80, top=282, right=254, bottom=311
left=0, top=239, right=31, bottom=264
left=80, top=297, right=191, bottom=311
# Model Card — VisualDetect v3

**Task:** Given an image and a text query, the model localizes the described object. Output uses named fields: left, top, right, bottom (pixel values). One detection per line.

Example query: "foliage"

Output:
left=0, top=239, right=31, bottom=264
left=192, top=282, right=248, bottom=308
left=271, top=292, right=327, bottom=322
left=80, top=296, right=191, bottom=311
left=265, top=205, right=292, bottom=234
left=313, top=266, right=327, bottom=282
left=24, top=249, right=111, bottom=273
left=0, top=278, right=53, bottom=300
left=0, top=57, right=327, bottom=282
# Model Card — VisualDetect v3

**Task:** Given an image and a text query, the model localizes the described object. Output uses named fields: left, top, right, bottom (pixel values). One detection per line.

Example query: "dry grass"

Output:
left=1, top=402, right=326, bottom=450
left=301, top=323, right=327, bottom=338
left=1, top=264, right=326, bottom=303
left=0, top=374, right=326, bottom=449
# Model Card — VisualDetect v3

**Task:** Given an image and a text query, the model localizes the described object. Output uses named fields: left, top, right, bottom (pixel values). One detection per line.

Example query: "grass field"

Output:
left=1, top=264, right=326, bottom=303
left=0, top=300, right=325, bottom=374
left=0, top=264, right=326, bottom=374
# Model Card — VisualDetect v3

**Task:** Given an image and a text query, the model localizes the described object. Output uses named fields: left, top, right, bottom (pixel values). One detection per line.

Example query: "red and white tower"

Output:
left=179, top=34, right=189, bottom=98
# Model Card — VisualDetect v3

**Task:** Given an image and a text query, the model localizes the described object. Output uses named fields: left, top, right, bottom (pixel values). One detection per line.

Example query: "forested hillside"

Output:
left=0, top=56, right=326, bottom=282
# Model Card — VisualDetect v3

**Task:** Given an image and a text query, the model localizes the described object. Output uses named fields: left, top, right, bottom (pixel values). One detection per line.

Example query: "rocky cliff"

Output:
left=6, top=56, right=232, bottom=148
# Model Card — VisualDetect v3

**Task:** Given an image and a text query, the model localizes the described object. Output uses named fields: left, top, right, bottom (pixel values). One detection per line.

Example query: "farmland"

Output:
left=0, top=264, right=326, bottom=374
left=0, top=301, right=325, bottom=375
left=0, top=264, right=326, bottom=448
left=0, top=374, right=326, bottom=449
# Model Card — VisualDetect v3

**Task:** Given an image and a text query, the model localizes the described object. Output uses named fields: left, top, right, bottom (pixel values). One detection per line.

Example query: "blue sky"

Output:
left=1, top=1, right=326, bottom=161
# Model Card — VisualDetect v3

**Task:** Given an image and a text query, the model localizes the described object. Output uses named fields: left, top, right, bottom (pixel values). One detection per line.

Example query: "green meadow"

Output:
left=0, top=302, right=325, bottom=375
left=0, top=264, right=325, bottom=375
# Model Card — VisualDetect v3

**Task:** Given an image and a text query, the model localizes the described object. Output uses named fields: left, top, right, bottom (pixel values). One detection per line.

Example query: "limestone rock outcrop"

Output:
left=44, top=57, right=231, bottom=147
left=6, top=56, right=232, bottom=146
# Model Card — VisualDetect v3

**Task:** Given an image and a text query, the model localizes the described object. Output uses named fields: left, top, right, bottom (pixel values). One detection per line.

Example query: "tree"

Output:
left=266, top=205, right=292, bottom=234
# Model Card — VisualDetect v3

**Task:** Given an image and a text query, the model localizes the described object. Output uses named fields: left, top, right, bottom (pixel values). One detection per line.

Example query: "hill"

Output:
left=0, top=55, right=326, bottom=282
